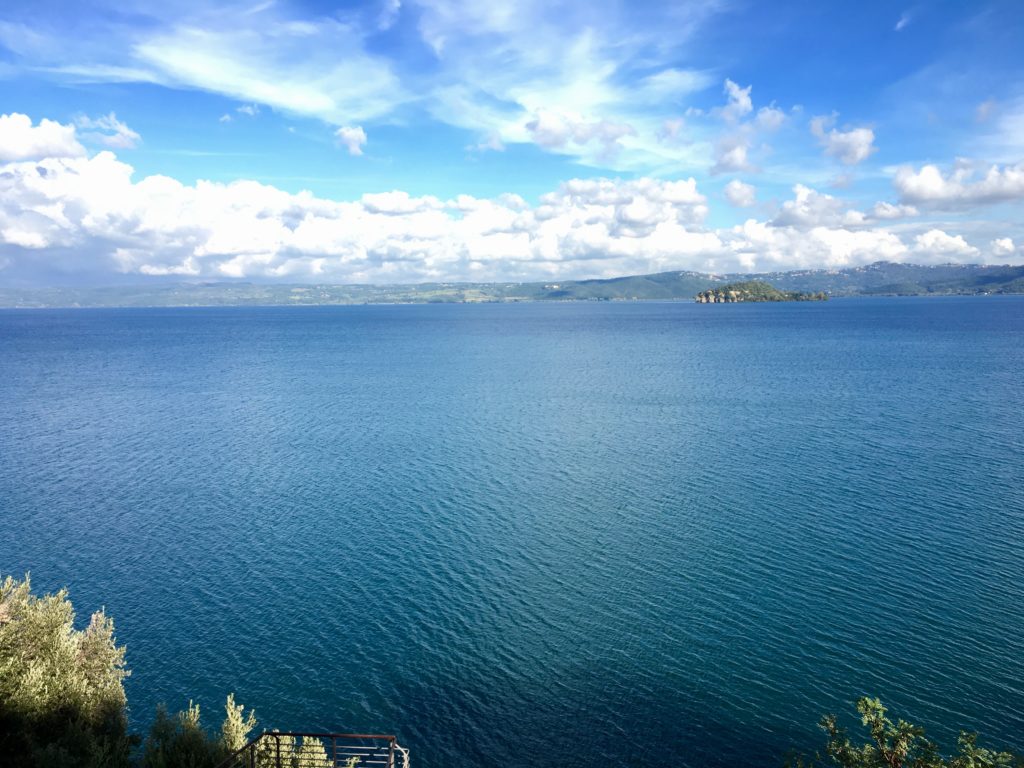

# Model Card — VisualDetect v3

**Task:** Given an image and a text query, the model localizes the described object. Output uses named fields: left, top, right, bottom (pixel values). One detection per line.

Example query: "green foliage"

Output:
left=141, top=702, right=220, bottom=768
left=0, top=574, right=133, bottom=768
left=142, top=695, right=258, bottom=768
left=789, top=697, right=1021, bottom=768
left=695, top=280, right=828, bottom=303
left=0, top=574, right=262, bottom=768
left=220, top=693, right=257, bottom=755
left=294, top=736, right=332, bottom=768
left=254, top=732, right=295, bottom=768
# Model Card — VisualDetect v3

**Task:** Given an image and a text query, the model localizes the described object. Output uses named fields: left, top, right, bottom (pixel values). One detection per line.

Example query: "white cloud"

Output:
left=755, top=105, right=786, bottom=131
left=0, top=149, right=726, bottom=283
left=219, top=114, right=232, bottom=123
left=810, top=113, right=877, bottom=165
left=991, top=237, right=1016, bottom=257
left=658, top=118, right=686, bottom=143
left=721, top=219, right=908, bottom=273
left=0, top=3, right=730, bottom=173
left=711, top=136, right=753, bottom=174
left=335, top=125, right=368, bottom=156
left=771, top=184, right=865, bottom=229
left=236, top=104, right=260, bottom=117
left=74, top=112, right=141, bottom=149
left=720, top=79, right=753, bottom=122
left=870, top=201, right=918, bottom=219
left=895, top=11, right=911, bottom=32
left=5, top=137, right=1013, bottom=285
left=468, top=132, right=505, bottom=152
left=409, top=2, right=720, bottom=169
left=724, top=179, right=756, bottom=208
left=894, top=159, right=1024, bottom=207
left=524, top=110, right=635, bottom=155
left=912, top=229, right=979, bottom=262
left=704, top=81, right=787, bottom=175
left=132, top=18, right=407, bottom=125
left=0, top=112, right=85, bottom=161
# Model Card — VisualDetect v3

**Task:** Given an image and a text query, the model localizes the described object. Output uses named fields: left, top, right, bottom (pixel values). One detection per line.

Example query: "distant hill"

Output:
left=720, top=261, right=1024, bottom=296
left=1, top=262, right=1023, bottom=307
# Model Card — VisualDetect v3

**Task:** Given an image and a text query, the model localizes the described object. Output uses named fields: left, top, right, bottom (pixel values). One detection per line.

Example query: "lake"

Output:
left=1, top=298, right=1022, bottom=767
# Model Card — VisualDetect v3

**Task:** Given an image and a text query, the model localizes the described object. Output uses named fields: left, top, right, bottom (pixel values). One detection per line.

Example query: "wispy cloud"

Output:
left=0, top=1, right=725, bottom=172
left=74, top=112, right=141, bottom=149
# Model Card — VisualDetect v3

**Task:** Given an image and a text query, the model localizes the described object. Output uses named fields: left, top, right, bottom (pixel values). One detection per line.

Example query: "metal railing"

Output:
left=216, top=732, right=409, bottom=768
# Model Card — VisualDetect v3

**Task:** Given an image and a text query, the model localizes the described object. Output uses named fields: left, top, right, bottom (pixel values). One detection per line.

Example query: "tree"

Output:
left=789, top=697, right=1021, bottom=768
left=1, top=574, right=259, bottom=768
left=220, top=693, right=257, bottom=755
left=144, top=695, right=257, bottom=768
left=142, top=702, right=221, bottom=768
left=294, top=736, right=332, bottom=768
left=0, top=574, right=133, bottom=768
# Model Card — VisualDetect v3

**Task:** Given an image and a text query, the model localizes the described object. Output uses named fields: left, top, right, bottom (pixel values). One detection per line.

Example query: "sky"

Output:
left=1, top=0, right=1023, bottom=286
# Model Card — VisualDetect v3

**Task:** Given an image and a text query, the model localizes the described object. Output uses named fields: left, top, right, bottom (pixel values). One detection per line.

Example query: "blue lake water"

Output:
left=1, top=298, right=1022, bottom=767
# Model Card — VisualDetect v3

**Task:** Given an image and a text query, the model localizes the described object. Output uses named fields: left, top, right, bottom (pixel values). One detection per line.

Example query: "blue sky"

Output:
left=1, top=0, right=1023, bottom=285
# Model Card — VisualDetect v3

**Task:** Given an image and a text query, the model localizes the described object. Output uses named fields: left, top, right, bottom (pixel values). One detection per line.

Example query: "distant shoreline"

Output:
left=1, top=293, right=1020, bottom=311
left=2, top=261, right=1022, bottom=309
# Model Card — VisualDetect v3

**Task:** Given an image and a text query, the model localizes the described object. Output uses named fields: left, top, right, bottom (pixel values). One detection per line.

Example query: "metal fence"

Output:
left=217, top=732, right=409, bottom=768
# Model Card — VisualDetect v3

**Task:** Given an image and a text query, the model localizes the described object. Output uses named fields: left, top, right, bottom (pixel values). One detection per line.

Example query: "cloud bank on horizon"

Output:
left=0, top=0, right=1022, bottom=285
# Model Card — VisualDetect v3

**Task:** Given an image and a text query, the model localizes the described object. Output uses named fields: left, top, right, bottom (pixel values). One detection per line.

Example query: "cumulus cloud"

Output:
left=0, top=148, right=724, bottom=283
left=525, top=110, right=636, bottom=156
left=711, top=136, right=753, bottom=174
left=335, top=125, right=367, bottom=156
left=74, top=112, right=141, bottom=149
left=724, top=179, right=756, bottom=208
left=912, top=228, right=980, bottom=262
left=894, top=159, right=1024, bottom=207
left=705, top=81, right=789, bottom=174
left=771, top=184, right=866, bottom=229
left=2, top=130, right=1013, bottom=285
left=0, top=112, right=85, bottom=161
left=991, top=237, right=1016, bottom=257
left=810, top=113, right=877, bottom=165
left=725, top=219, right=909, bottom=272
left=720, top=79, right=753, bottom=122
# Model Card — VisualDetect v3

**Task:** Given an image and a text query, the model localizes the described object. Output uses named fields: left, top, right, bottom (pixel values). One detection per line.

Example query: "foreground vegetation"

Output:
left=790, top=697, right=1021, bottom=768
left=2, top=575, right=1020, bottom=766
left=0, top=575, right=256, bottom=767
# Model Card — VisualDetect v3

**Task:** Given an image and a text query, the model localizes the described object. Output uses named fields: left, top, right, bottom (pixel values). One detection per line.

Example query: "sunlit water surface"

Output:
left=1, top=298, right=1022, bottom=767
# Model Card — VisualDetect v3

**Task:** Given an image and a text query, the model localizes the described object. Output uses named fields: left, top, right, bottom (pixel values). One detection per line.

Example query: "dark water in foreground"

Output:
left=1, top=298, right=1022, bottom=767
